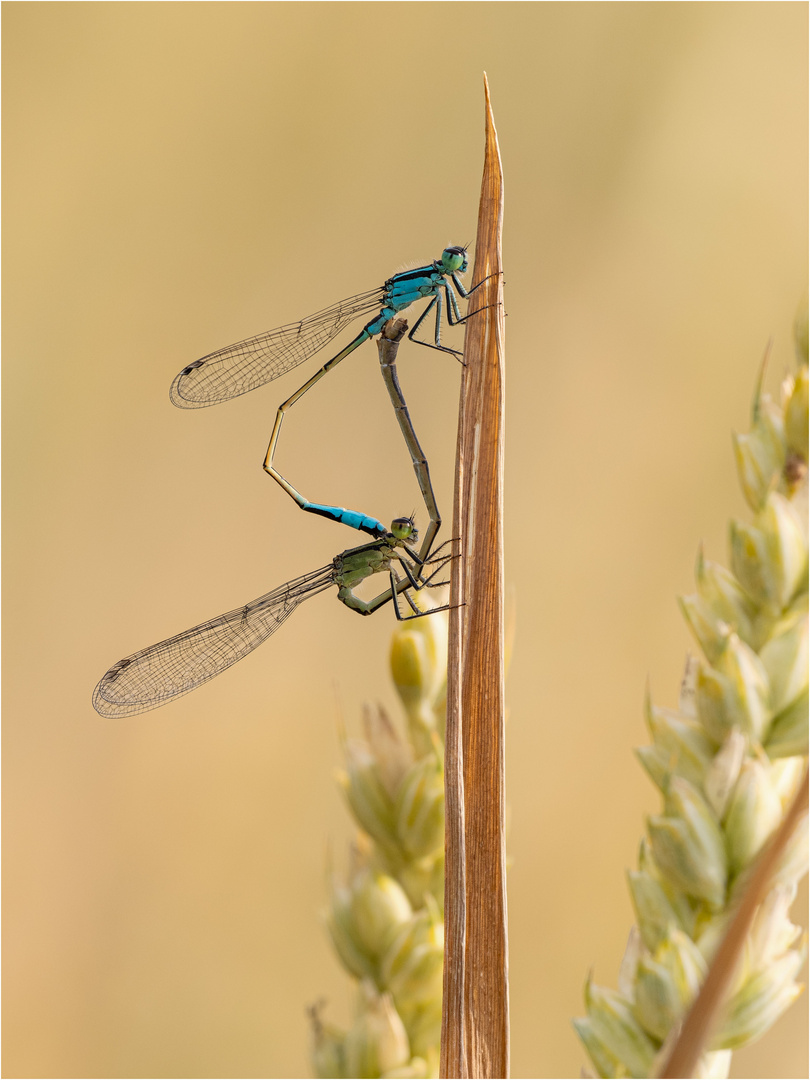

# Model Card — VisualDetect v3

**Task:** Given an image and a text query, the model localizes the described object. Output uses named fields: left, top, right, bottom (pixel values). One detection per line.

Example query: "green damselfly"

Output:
left=93, top=517, right=452, bottom=718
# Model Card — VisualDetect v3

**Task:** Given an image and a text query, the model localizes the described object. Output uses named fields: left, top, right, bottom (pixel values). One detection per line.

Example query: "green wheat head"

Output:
left=575, top=309, right=809, bottom=1078
left=310, top=600, right=448, bottom=1079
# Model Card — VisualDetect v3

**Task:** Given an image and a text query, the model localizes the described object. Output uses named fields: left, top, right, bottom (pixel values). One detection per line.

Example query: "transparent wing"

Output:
left=170, top=288, right=385, bottom=408
left=93, top=565, right=335, bottom=718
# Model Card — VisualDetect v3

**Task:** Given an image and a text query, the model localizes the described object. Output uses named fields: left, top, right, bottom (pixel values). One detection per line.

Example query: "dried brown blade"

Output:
left=442, top=72, right=508, bottom=1080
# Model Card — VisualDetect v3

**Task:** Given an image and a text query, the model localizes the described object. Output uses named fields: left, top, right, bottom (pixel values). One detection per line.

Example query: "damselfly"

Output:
left=170, top=247, right=488, bottom=530
left=93, top=516, right=452, bottom=718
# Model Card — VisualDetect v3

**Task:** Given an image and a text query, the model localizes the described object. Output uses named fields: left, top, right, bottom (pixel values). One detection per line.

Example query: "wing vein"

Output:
left=170, top=288, right=385, bottom=407
left=93, top=565, right=335, bottom=717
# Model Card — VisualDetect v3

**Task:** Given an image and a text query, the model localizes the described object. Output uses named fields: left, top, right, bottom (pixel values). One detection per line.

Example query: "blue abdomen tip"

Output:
left=306, top=503, right=386, bottom=538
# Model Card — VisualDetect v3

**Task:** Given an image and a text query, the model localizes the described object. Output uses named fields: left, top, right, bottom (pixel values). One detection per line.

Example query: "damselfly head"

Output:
left=441, top=246, right=468, bottom=275
left=390, top=516, right=418, bottom=542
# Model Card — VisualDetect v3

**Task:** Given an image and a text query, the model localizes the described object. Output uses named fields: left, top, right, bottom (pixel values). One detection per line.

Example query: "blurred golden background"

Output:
left=3, top=4, right=807, bottom=1077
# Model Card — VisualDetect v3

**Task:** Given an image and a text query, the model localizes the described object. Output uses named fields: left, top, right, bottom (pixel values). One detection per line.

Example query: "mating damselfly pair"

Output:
left=94, top=246, right=487, bottom=718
